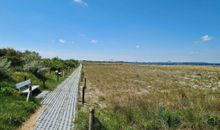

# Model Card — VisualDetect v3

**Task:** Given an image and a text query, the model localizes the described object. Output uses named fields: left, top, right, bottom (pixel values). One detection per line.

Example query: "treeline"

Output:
left=0, top=48, right=79, bottom=88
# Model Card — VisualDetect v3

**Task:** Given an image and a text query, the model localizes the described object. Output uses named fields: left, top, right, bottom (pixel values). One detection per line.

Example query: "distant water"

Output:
left=112, top=61, right=220, bottom=67
left=131, top=62, right=220, bottom=67
left=83, top=61, right=220, bottom=67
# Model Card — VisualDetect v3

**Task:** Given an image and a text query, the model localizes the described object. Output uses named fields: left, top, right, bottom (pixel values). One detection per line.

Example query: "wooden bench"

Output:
left=15, top=80, right=39, bottom=101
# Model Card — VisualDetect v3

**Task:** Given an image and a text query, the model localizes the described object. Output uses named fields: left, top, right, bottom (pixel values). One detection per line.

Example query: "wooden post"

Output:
left=82, top=86, right=86, bottom=104
left=57, top=75, right=59, bottom=81
left=82, top=78, right=87, bottom=104
left=43, top=80, right=46, bottom=88
left=26, top=85, right=32, bottom=102
left=24, top=76, right=27, bottom=81
left=88, top=108, right=95, bottom=130
left=84, top=78, right=87, bottom=88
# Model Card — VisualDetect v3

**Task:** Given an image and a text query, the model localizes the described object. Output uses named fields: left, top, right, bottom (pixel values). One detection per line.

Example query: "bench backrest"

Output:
left=16, top=80, right=31, bottom=89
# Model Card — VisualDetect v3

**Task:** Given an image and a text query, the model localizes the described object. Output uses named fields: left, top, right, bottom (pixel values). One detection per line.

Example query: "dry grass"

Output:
left=76, top=63, right=220, bottom=130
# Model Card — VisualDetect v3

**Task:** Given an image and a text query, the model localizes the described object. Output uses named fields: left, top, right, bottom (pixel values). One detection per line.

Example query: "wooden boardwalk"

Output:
left=35, top=65, right=81, bottom=130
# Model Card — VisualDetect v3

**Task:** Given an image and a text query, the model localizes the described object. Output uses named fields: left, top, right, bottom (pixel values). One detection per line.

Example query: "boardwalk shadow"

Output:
left=93, top=117, right=106, bottom=130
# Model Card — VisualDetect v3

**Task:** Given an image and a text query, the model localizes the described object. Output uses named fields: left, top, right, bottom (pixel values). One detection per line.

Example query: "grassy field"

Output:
left=75, top=63, right=220, bottom=130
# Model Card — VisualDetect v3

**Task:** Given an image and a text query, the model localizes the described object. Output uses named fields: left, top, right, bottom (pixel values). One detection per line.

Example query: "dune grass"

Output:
left=0, top=94, right=39, bottom=130
left=75, top=63, right=220, bottom=130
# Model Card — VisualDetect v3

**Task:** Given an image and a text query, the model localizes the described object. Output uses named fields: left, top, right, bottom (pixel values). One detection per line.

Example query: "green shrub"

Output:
left=159, top=109, right=181, bottom=128
left=206, top=115, right=220, bottom=127
left=0, top=58, right=11, bottom=80
left=0, top=87, right=18, bottom=96
left=0, top=48, right=24, bottom=67
left=11, top=71, right=41, bottom=86
left=4, top=113, right=25, bottom=126
left=23, top=101, right=38, bottom=113
left=0, top=81, right=13, bottom=88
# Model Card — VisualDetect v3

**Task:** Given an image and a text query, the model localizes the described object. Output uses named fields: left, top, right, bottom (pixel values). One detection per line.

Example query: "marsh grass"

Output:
left=75, top=63, right=220, bottom=129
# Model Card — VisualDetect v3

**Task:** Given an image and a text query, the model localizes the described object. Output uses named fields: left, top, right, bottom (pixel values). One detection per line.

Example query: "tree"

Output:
left=24, top=61, right=49, bottom=88
left=0, top=58, right=11, bottom=80
left=22, top=50, right=41, bottom=64
left=43, top=57, right=65, bottom=71
left=64, top=59, right=79, bottom=69
left=0, top=48, right=24, bottom=67
left=35, top=68, right=49, bottom=88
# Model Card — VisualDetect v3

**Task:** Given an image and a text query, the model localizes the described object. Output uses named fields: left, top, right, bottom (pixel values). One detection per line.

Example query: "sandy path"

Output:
left=17, top=107, right=43, bottom=130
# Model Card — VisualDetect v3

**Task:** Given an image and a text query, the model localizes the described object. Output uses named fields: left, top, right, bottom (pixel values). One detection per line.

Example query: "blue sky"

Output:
left=0, top=0, right=219, bottom=62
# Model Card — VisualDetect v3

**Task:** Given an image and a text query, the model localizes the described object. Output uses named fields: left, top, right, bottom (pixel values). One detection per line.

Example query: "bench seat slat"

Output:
left=16, top=80, right=31, bottom=89
left=21, top=85, right=40, bottom=94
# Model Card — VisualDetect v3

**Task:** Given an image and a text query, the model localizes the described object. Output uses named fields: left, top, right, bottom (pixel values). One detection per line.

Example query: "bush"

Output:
left=206, top=115, right=220, bottom=127
left=11, top=71, right=40, bottom=86
left=3, top=113, right=25, bottom=126
left=43, top=58, right=79, bottom=71
left=0, top=81, right=13, bottom=89
left=0, top=87, right=19, bottom=96
left=160, top=109, right=181, bottom=128
left=0, top=58, right=11, bottom=80
left=0, top=48, right=24, bottom=67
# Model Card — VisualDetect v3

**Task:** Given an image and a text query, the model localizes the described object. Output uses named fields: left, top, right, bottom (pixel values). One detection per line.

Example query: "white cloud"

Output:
left=200, top=35, right=213, bottom=42
left=73, top=0, right=88, bottom=7
left=59, top=39, right=66, bottom=44
left=193, top=35, right=213, bottom=44
left=90, top=39, right=98, bottom=44
left=135, top=45, right=140, bottom=49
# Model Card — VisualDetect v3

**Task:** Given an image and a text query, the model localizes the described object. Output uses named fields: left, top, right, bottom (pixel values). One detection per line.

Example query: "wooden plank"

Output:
left=26, top=85, right=32, bottom=102
left=16, top=80, right=31, bottom=89
left=21, top=85, right=39, bottom=93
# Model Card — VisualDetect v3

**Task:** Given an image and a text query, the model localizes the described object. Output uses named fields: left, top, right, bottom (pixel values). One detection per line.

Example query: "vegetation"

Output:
left=0, top=48, right=79, bottom=130
left=76, top=63, right=220, bottom=130
left=0, top=58, right=11, bottom=80
left=0, top=95, right=38, bottom=130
